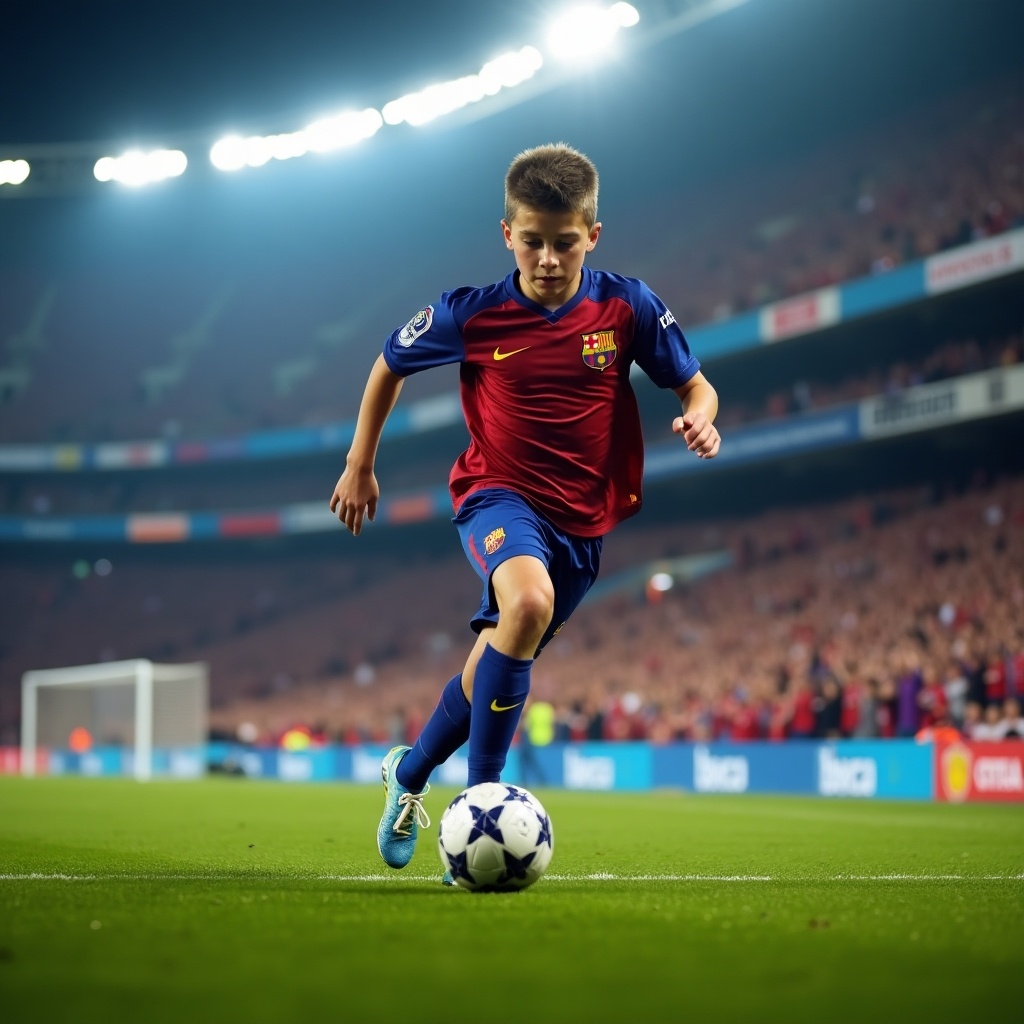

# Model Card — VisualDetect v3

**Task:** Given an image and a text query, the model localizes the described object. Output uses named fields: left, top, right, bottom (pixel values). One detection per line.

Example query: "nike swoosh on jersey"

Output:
left=492, top=346, right=530, bottom=361
left=490, top=699, right=524, bottom=712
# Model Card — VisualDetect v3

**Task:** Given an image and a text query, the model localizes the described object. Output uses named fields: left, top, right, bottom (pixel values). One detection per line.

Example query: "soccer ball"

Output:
left=438, top=782, right=554, bottom=892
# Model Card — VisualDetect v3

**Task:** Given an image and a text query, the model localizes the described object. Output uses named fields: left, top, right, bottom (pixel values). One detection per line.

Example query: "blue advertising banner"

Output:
left=150, top=747, right=206, bottom=778
left=274, top=749, right=339, bottom=783
left=650, top=740, right=931, bottom=798
left=816, top=741, right=933, bottom=799
left=49, top=747, right=122, bottom=777
left=37, top=739, right=935, bottom=800
left=559, top=743, right=653, bottom=791
left=652, top=742, right=820, bottom=794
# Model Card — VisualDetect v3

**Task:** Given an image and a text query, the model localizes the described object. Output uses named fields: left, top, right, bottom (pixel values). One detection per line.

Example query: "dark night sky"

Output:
left=4, top=0, right=1018, bottom=148
left=3, top=0, right=515, bottom=144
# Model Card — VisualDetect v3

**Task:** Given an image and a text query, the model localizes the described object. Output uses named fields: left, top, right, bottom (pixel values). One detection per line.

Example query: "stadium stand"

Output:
left=641, top=72, right=1023, bottom=324
left=1, top=324, right=1019, bottom=517
left=2, top=469, right=1022, bottom=747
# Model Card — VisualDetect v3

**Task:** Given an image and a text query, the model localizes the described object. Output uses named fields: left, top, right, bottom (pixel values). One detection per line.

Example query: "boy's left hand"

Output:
left=672, top=411, right=720, bottom=459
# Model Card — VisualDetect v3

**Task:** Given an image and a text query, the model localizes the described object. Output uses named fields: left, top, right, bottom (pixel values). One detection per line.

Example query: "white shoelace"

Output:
left=393, top=791, right=430, bottom=836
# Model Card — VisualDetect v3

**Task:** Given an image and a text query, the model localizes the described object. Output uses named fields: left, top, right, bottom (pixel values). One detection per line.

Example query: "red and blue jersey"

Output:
left=382, top=266, right=700, bottom=538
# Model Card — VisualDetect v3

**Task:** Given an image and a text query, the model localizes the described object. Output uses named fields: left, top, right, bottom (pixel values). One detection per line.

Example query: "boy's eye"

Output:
left=523, top=240, right=576, bottom=251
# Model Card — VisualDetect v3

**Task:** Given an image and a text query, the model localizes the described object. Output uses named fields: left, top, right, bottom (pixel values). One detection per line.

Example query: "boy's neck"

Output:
left=514, top=269, right=584, bottom=312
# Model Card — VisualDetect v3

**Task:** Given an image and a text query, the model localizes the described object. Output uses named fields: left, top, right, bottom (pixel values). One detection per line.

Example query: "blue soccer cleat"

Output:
left=441, top=870, right=455, bottom=887
left=376, top=745, right=430, bottom=869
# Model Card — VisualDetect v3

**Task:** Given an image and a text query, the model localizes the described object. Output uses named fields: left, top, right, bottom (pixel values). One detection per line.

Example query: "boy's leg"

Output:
left=396, top=570, right=547, bottom=790
left=377, top=674, right=472, bottom=869
left=466, top=554, right=552, bottom=785
left=378, top=489, right=577, bottom=870
left=395, top=674, right=471, bottom=792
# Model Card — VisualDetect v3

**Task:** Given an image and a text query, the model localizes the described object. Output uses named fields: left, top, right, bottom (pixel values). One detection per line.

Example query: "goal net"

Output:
left=21, top=659, right=208, bottom=781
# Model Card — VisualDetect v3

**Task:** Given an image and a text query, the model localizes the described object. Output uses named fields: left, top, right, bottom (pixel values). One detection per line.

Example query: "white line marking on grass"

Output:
left=1, top=872, right=1022, bottom=883
left=835, top=874, right=1024, bottom=881
left=568, top=874, right=766, bottom=882
left=0, top=873, right=98, bottom=880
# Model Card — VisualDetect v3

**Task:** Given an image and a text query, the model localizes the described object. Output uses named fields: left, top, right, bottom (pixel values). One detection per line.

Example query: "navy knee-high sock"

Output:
left=468, top=643, right=532, bottom=785
left=396, top=674, right=471, bottom=793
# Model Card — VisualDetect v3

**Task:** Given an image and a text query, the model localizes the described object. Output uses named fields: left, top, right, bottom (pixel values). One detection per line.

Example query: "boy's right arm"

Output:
left=330, top=353, right=405, bottom=536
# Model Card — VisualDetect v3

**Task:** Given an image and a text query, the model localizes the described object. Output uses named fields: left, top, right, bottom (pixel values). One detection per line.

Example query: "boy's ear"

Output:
left=587, top=222, right=602, bottom=251
left=501, top=219, right=513, bottom=249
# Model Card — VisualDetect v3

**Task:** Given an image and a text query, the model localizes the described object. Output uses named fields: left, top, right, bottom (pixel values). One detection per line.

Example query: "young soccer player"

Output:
left=330, top=143, right=720, bottom=882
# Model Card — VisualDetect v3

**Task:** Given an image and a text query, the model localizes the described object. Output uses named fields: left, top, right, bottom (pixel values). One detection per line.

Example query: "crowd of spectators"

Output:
left=4, top=468, right=1019, bottom=749
left=207, top=471, right=1024, bottom=748
left=0, top=73, right=1020, bottom=446
left=639, top=71, right=1024, bottom=325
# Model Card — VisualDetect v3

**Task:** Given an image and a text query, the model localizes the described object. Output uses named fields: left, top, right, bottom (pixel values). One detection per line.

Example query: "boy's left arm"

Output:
left=672, top=371, right=721, bottom=459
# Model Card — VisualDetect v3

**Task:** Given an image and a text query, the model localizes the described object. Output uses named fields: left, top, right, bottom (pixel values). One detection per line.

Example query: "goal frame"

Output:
left=21, top=659, right=208, bottom=781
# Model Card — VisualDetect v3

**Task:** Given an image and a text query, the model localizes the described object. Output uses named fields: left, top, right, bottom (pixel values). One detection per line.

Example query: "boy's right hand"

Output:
left=330, top=464, right=379, bottom=536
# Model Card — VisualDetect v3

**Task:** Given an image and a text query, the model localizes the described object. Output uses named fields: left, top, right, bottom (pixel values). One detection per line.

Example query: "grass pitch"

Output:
left=1, top=776, right=1021, bottom=1023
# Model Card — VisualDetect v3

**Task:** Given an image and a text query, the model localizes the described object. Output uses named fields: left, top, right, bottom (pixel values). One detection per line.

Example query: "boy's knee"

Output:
left=505, top=584, right=554, bottom=639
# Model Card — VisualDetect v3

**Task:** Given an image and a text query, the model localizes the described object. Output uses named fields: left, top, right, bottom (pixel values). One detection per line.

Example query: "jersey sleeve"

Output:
left=382, top=288, right=469, bottom=377
left=628, top=280, right=700, bottom=390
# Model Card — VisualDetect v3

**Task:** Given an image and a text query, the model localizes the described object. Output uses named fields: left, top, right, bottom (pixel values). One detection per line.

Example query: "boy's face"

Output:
left=502, top=205, right=601, bottom=311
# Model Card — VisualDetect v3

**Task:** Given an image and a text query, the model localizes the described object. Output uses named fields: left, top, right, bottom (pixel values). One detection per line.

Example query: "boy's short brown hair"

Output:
left=504, top=143, right=599, bottom=228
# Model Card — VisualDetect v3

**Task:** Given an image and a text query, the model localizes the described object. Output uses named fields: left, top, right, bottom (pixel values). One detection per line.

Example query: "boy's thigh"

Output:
left=453, top=488, right=601, bottom=653
left=537, top=527, right=602, bottom=654
left=454, top=489, right=552, bottom=583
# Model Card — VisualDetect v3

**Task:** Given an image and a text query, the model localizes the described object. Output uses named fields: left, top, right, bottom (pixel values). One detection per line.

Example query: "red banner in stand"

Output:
left=935, top=739, right=1024, bottom=802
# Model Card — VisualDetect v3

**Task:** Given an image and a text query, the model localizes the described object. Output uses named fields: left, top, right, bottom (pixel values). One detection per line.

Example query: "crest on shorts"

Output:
left=581, top=330, right=617, bottom=371
left=398, top=306, right=433, bottom=347
left=483, top=527, right=506, bottom=556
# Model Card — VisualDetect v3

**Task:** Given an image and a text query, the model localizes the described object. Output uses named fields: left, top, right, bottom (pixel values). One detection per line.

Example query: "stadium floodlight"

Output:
left=210, top=134, right=286, bottom=170
left=648, top=571, right=674, bottom=592
left=210, top=107, right=383, bottom=171
left=304, top=107, right=384, bottom=152
left=382, top=46, right=543, bottom=127
left=0, top=158, right=31, bottom=186
left=93, top=148, right=188, bottom=186
left=545, top=2, right=640, bottom=63
left=210, top=136, right=251, bottom=171
left=611, top=1, right=641, bottom=27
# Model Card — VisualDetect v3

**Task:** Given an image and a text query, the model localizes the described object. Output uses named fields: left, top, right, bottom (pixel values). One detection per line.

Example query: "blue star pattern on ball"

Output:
left=504, top=787, right=534, bottom=805
left=443, top=848, right=475, bottom=886
left=467, top=802, right=505, bottom=845
left=498, top=847, right=537, bottom=885
left=536, top=813, right=553, bottom=849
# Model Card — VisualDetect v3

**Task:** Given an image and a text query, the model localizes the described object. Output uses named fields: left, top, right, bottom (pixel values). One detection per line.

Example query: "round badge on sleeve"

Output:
left=398, top=306, right=433, bottom=347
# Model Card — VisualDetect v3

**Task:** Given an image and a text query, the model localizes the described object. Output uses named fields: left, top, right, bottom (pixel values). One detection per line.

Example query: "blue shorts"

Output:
left=453, top=488, right=603, bottom=657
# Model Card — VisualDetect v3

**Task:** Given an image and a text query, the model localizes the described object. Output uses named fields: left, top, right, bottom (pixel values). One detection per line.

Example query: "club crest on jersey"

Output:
left=398, top=306, right=433, bottom=347
left=483, top=527, right=506, bottom=556
left=581, top=330, right=617, bottom=371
